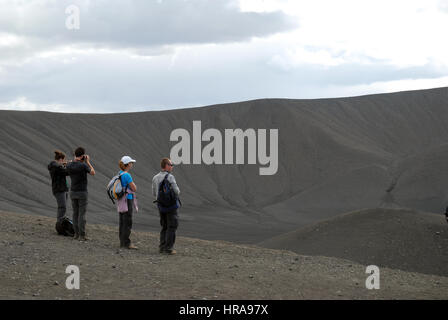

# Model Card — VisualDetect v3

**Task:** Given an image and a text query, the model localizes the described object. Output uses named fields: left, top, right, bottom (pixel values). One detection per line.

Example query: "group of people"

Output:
left=48, top=147, right=180, bottom=255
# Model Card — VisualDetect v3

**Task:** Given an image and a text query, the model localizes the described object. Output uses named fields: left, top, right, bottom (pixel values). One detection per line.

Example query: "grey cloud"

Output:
left=0, top=0, right=298, bottom=53
left=0, top=0, right=445, bottom=114
left=1, top=49, right=446, bottom=113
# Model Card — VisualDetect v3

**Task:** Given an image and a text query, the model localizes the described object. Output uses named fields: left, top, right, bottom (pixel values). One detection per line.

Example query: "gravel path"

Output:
left=1, top=211, right=447, bottom=300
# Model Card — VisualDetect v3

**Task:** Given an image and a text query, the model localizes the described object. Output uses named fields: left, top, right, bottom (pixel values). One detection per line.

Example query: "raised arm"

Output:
left=85, top=155, right=95, bottom=176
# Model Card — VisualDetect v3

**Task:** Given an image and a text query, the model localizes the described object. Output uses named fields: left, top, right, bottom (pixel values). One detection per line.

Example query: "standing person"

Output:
left=152, top=158, right=180, bottom=255
left=66, top=147, right=95, bottom=241
left=48, top=150, right=69, bottom=225
left=117, top=156, right=138, bottom=250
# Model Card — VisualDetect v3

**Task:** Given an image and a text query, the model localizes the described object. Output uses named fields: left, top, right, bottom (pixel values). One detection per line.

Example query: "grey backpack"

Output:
left=106, top=173, right=127, bottom=204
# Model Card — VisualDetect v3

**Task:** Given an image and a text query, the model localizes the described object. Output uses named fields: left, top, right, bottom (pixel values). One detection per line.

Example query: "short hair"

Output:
left=74, top=147, right=85, bottom=158
left=160, top=157, right=171, bottom=169
left=54, top=150, right=66, bottom=160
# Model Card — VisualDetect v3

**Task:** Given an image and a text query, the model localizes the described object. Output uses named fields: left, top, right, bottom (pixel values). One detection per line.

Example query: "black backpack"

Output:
left=156, top=173, right=179, bottom=212
left=55, top=217, right=75, bottom=237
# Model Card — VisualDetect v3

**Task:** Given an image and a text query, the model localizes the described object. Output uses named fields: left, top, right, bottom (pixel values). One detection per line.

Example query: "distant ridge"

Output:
left=1, top=87, right=448, bottom=243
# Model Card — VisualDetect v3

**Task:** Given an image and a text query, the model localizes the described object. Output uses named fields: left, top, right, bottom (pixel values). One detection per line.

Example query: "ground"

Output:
left=1, top=211, right=447, bottom=300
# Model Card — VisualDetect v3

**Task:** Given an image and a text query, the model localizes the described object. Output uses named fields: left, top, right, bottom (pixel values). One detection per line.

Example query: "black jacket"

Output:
left=48, top=161, right=68, bottom=194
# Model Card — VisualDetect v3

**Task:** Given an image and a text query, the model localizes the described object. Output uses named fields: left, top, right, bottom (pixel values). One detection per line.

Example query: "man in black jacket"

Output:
left=48, top=150, right=69, bottom=224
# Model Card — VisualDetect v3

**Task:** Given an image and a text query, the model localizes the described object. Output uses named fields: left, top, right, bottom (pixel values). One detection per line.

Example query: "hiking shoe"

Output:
left=165, top=249, right=176, bottom=255
left=79, top=236, right=89, bottom=241
left=73, top=234, right=79, bottom=240
left=127, top=244, right=138, bottom=250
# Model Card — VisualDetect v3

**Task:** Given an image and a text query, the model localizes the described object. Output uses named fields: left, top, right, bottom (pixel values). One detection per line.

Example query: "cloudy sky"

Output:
left=1, top=0, right=447, bottom=113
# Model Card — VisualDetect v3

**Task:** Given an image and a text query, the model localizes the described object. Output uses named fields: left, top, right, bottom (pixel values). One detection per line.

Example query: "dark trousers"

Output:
left=70, top=191, right=88, bottom=237
left=53, top=192, right=67, bottom=223
left=119, top=199, right=133, bottom=248
left=159, top=209, right=178, bottom=251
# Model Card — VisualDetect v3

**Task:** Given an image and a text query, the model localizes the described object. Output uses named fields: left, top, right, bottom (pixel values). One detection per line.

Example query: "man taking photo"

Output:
left=67, top=147, right=95, bottom=241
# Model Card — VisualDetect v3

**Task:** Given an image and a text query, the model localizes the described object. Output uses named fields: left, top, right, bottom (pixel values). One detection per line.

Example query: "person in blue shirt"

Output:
left=118, top=156, right=138, bottom=249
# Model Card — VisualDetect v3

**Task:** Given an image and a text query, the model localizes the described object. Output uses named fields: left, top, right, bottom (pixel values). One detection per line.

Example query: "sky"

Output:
left=0, top=0, right=447, bottom=113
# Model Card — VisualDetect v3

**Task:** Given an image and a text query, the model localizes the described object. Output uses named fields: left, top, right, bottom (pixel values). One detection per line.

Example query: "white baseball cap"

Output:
left=121, top=156, right=136, bottom=165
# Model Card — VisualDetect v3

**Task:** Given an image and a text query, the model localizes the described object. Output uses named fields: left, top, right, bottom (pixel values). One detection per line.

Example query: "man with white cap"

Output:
left=118, top=155, right=138, bottom=249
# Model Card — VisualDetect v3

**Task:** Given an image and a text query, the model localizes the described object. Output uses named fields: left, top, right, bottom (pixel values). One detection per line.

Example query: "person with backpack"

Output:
left=48, top=150, right=69, bottom=225
left=152, top=157, right=180, bottom=255
left=117, top=156, right=138, bottom=250
left=66, top=147, right=95, bottom=241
